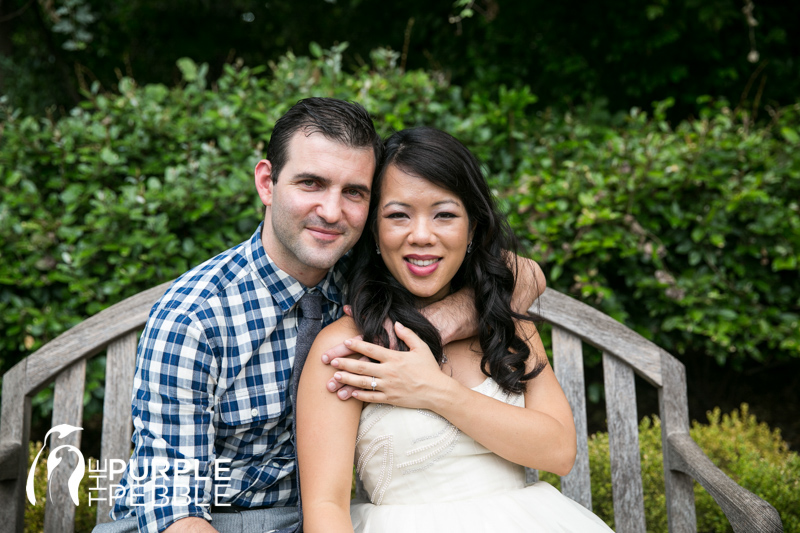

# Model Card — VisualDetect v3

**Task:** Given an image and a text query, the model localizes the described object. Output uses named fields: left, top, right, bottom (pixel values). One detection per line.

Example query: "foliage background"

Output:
left=1, top=0, right=799, bottom=529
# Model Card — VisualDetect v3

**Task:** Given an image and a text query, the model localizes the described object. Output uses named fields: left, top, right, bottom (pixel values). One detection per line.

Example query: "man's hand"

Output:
left=163, top=516, right=218, bottom=533
left=329, top=322, right=451, bottom=410
left=322, top=307, right=398, bottom=399
left=420, top=255, right=546, bottom=345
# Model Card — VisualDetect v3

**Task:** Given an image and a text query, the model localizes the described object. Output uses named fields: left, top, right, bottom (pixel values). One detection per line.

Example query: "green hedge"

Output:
left=1, top=45, right=798, bottom=389
left=25, top=404, right=796, bottom=532
left=540, top=404, right=799, bottom=532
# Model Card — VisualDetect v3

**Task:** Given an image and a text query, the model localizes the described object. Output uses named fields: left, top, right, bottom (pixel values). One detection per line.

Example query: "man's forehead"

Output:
left=286, top=130, right=376, bottom=174
left=288, top=129, right=371, bottom=154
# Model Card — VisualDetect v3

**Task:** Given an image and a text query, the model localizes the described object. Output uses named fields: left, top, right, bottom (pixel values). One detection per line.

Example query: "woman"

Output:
left=296, top=128, right=612, bottom=532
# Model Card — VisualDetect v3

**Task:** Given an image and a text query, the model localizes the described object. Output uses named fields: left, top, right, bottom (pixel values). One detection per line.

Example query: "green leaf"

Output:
left=781, top=127, right=800, bottom=145
left=176, top=57, right=198, bottom=82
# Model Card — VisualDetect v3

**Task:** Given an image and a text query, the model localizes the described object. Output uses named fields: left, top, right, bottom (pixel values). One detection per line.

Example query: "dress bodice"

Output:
left=355, top=377, right=526, bottom=505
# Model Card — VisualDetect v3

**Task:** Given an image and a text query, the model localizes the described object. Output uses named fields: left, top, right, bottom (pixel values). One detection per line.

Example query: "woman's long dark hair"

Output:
left=347, top=127, right=544, bottom=394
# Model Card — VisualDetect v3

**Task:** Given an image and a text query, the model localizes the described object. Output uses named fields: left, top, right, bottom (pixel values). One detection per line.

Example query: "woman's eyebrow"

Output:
left=432, top=199, right=460, bottom=207
left=382, top=200, right=411, bottom=208
left=382, top=199, right=461, bottom=208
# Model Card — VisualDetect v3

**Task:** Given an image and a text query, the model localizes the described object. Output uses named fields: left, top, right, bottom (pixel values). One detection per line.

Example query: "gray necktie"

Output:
left=290, top=290, right=323, bottom=407
left=286, top=290, right=323, bottom=533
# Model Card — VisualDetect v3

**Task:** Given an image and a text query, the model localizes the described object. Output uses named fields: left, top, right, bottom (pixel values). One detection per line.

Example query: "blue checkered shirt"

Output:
left=110, top=223, right=347, bottom=533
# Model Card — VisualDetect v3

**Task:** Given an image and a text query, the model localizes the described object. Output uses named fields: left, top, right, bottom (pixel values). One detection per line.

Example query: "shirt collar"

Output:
left=247, top=222, right=344, bottom=313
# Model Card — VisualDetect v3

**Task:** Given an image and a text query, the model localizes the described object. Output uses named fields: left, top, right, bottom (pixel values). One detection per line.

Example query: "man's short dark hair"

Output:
left=266, top=97, right=383, bottom=183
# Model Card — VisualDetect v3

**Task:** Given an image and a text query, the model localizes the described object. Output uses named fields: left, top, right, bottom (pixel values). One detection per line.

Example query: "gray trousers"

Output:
left=91, top=506, right=299, bottom=533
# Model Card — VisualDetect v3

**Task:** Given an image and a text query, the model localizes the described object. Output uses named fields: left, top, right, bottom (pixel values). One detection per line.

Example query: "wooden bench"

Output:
left=0, top=283, right=783, bottom=533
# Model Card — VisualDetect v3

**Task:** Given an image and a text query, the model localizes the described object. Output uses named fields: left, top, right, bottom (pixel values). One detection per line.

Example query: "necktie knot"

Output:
left=299, top=291, right=323, bottom=320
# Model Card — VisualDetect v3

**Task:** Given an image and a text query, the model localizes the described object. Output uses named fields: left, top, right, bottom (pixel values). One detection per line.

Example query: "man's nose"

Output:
left=316, top=191, right=343, bottom=224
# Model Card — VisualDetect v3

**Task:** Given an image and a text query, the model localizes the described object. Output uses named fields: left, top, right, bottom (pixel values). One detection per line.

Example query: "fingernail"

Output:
left=396, top=322, right=404, bottom=329
left=344, top=339, right=352, bottom=346
left=327, top=381, right=336, bottom=391
left=339, top=390, right=349, bottom=399
left=334, top=373, right=342, bottom=380
left=332, top=359, right=340, bottom=367
left=321, top=354, right=329, bottom=363
left=351, top=391, right=359, bottom=398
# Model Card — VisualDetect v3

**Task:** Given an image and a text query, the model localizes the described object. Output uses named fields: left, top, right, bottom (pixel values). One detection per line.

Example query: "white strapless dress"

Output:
left=350, top=377, right=613, bottom=532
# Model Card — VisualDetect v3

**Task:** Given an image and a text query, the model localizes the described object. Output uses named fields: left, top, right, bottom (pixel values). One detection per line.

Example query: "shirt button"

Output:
left=246, top=491, right=254, bottom=498
left=250, top=408, right=259, bottom=417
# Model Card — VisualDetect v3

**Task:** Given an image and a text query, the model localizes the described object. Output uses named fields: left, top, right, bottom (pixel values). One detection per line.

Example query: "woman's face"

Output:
left=376, top=164, right=474, bottom=305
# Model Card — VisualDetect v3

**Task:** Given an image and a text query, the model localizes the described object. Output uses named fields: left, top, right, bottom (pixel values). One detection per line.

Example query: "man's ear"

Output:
left=255, top=160, right=274, bottom=207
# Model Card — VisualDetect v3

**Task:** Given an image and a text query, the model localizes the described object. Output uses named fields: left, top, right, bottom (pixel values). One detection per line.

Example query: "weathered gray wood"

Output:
left=552, top=326, right=592, bottom=510
left=0, top=361, right=31, bottom=533
left=658, top=353, right=697, bottom=532
left=354, top=475, right=369, bottom=501
left=525, top=467, right=539, bottom=484
left=0, top=442, right=22, bottom=480
left=96, top=332, right=139, bottom=524
left=24, top=282, right=171, bottom=395
left=603, top=352, right=646, bottom=533
left=529, top=290, right=662, bottom=386
left=668, top=434, right=782, bottom=533
left=45, top=359, right=87, bottom=533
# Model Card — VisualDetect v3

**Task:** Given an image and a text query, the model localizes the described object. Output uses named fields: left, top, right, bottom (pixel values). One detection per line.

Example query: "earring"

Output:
left=376, top=244, right=381, bottom=255
left=466, top=241, right=473, bottom=254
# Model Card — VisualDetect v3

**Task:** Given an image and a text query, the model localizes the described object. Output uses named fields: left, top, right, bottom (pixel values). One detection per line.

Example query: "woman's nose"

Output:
left=408, top=218, right=435, bottom=245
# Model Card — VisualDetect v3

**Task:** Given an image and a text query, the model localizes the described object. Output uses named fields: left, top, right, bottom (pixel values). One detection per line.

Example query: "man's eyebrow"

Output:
left=344, top=182, right=371, bottom=195
left=292, top=172, right=329, bottom=184
left=293, top=172, right=371, bottom=195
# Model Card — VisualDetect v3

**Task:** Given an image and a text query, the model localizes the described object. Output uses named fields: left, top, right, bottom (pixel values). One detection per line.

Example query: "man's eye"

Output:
left=344, top=189, right=364, bottom=198
left=301, top=180, right=316, bottom=187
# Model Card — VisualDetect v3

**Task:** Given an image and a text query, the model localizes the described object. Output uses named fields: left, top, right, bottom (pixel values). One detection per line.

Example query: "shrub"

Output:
left=1, top=45, right=798, bottom=413
left=541, top=404, right=800, bottom=531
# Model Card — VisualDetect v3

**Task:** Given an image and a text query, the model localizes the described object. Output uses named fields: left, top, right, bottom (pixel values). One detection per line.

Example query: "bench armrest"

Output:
left=667, top=433, right=782, bottom=533
left=0, top=442, right=22, bottom=481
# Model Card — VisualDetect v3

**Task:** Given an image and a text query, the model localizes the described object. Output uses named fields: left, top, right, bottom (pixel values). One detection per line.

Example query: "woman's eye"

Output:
left=436, top=212, right=457, bottom=219
left=386, top=212, right=408, bottom=219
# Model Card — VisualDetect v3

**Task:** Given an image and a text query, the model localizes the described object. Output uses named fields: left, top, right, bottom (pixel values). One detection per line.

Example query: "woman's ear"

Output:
left=468, top=222, right=477, bottom=247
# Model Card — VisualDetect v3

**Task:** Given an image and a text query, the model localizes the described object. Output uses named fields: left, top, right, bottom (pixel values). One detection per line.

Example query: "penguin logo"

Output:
left=26, top=424, right=85, bottom=506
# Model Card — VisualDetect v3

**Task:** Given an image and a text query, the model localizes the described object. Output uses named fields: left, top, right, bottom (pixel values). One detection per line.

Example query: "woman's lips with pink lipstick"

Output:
left=404, top=255, right=441, bottom=275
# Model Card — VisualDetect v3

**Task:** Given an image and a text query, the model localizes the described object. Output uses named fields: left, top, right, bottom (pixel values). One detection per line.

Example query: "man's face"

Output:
left=255, top=131, right=375, bottom=286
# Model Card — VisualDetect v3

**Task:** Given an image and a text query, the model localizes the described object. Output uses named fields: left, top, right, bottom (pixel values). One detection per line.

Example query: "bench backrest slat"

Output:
left=603, top=352, right=647, bottom=532
left=0, top=361, right=30, bottom=533
left=44, top=359, right=87, bottom=533
left=659, top=352, right=697, bottom=531
left=95, top=332, right=139, bottom=524
left=552, top=326, right=592, bottom=511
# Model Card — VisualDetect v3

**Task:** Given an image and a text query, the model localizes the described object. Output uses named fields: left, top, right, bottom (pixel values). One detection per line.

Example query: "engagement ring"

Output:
left=371, top=378, right=377, bottom=391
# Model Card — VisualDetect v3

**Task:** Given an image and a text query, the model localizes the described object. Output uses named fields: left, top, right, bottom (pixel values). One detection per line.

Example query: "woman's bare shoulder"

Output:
left=302, top=317, right=361, bottom=383
left=308, top=316, right=360, bottom=356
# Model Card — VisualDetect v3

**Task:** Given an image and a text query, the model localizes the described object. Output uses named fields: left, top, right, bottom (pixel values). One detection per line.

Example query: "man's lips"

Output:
left=306, top=227, right=343, bottom=242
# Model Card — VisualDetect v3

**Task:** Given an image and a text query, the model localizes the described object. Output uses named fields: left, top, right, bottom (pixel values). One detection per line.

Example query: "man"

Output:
left=98, top=98, right=544, bottom=533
